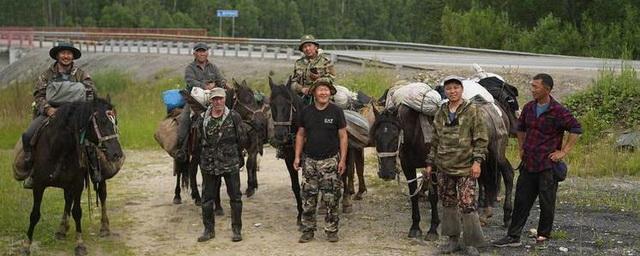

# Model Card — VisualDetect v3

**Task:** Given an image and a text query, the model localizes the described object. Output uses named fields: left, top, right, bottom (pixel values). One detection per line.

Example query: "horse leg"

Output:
left=97, top=181, right=111, bottom=237
left=424, top=174, right=440, bottom=241
left=354, top=148, right=367, bottom=200
left=71, top=187, right=87, bottom=256
left=284, top=148, right=303, bottom=227
left=55, top=190, right=72, bottom=240
left=23, top=187, right=45, bottom=255
left=189, top=159, right=202, bottom=206
left=403, top=164, right=422, bottom=238
left=173, top=170, right=182, bottom=205
left=245, top=151, right=258, bottom=198
left=500, top=160, right=515, bottom=228
left=341, top=148, right=355, bottom=214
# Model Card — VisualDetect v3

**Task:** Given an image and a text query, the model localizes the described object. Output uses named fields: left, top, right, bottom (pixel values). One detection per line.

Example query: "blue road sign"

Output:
left=217, top=10, right=239, bottom=18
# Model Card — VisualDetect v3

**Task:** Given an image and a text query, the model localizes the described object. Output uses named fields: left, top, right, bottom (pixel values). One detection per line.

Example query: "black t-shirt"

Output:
left=299, top=103, right=347, bottom=159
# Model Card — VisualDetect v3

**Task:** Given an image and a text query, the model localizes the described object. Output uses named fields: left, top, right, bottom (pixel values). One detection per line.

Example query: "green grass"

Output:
left=0, top=150, right=134, bottom=255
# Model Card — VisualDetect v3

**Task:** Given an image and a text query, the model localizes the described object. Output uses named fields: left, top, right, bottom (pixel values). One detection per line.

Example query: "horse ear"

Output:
left=371, top=102, right=380, bottom=118
left=242, top=80, right=248, bottom=88
left=269, top=76, right=275, bottom=90
left=106, top=94, right=111, bottom=104
left=232, top=78, right=239, bottom=87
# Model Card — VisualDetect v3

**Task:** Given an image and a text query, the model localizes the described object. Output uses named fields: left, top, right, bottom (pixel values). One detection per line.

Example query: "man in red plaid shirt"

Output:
left=494, top=73, right=581, bottom=247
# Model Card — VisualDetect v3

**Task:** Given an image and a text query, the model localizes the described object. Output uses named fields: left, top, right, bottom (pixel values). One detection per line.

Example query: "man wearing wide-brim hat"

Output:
left=22, top=42, right=96, bottom=189
left=291, top=35, right=336, bottom=99
left=293, top=76, right=347, bottom=243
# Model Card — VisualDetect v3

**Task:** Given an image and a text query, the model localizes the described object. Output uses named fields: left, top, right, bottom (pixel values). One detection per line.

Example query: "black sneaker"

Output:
left=493, top=236, right=522, bottom=247
left=298, top=232, right=314, bottom=243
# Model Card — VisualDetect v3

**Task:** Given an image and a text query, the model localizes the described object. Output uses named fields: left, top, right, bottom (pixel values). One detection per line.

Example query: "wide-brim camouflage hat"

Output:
left=49, top=42, right=81, bottom=60
left=310, top=77, right=337, bottom=95
left=298, top=34, right=320, bottom=52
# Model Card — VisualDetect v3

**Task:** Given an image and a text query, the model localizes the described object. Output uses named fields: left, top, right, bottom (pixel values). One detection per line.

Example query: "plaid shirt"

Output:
left=518, top=96, right=581, bottom=172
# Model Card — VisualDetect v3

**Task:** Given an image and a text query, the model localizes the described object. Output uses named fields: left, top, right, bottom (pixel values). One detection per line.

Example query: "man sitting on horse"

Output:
left=176, top=43, right=227, bottom=161
left=22, top=42, right=96, bottom=189
left=291, top=34, right=336, bottom=104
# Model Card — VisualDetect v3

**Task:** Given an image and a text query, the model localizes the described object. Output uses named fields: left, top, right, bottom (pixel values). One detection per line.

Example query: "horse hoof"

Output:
left=408, top=229, right=423, bottom=238
left=245, top=189, right=255, bottom=198
left=74, top=244, right=88, bottom=256
left=423, top=232, right=439, bottom=241
left=20, top=247, right=30, bottom=256
left=214, top=208, right=224, bottom=216
left=342, top=205, right=353, bottom=214
left=194, top=199, right=202, bottom=206
left=99, top=229, right=111, bottom=237
left=55, top=231, right=66, bottom=240
left=172, top=197, right=182, bottom=205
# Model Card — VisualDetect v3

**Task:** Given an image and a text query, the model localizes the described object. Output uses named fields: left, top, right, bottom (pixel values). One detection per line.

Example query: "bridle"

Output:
left=375, top=120, right=403, bottom=159
left=89, top=110, right=120, bottom=147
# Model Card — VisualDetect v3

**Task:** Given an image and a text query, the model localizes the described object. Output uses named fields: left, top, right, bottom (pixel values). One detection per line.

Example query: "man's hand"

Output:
left=46, top=107, right=57, bottom=117
left=293, top=157, right=301, bottom=171
left=338, top=160, right=346, bottom=175
left=549, top=150, right=566, bottom=162
left=471, top=162, right=481, bottom=178
left=204, top=82, right=215, bottom=90
left=422, top=166, right=432, bottom=179
left=301, top=87, right=310, bottom=95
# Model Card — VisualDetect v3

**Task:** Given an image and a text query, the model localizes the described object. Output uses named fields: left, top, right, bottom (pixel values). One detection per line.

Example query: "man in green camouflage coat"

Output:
left=22, top=42, right=96, bottom=189
left=197, top=88, right=244, bottom=243
left=293, top=77, right=347, bottom=243
left=424, top=76, right=488, bottom=256
left=291, top=35, right=336, bottom=100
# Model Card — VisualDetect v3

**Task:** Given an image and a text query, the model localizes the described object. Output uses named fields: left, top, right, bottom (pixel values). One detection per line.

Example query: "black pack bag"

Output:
left=552, top=161, right=568, bottom=182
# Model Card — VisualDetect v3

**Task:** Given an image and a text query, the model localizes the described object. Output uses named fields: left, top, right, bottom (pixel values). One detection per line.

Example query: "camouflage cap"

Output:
left=298, top=34, right=320, bottom=52
left=49, top=42, right=81, bottom=60
left=309, top=77, right=336, bottom=95
left=441, top=75, right=466, bottom=87
left=193, top=43, right=210, bottom=51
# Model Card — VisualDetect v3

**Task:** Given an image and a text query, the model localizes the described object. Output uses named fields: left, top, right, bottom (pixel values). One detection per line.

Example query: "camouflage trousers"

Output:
left=437, top=172, right=478, bottom=213
left=301, top=154, right=343, bottom=233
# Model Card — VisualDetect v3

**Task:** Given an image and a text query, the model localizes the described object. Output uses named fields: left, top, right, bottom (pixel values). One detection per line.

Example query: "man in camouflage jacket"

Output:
left=196, top=87, right=244, bottom=243
left=22, top=42, right=95, bottom=189
left=425, top=76, right=488, bottom=255
left=291, top=35, right=336, bottom=101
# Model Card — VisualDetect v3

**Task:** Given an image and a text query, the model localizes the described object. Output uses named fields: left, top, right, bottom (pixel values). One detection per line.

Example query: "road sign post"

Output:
left=216, top=10, right=239, bottom=37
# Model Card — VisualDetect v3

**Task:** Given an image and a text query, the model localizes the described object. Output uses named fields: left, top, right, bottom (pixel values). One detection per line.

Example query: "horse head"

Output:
left=370, top=106, right=401, bottom=180
left=233, top=79, right=268, bottom=144
left=268, top=76, right=300, bottom=146
left=86, top=97, right=125, bottom=177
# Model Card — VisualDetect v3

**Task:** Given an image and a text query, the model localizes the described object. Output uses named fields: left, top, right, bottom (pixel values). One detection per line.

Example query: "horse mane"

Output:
left=50, top=98, right=113, bottom=134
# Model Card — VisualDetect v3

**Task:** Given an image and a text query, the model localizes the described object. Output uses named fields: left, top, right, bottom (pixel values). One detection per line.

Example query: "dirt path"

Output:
left=114, top=148, right=437, bottom=256
left=108, top=149, right=640, bottom=256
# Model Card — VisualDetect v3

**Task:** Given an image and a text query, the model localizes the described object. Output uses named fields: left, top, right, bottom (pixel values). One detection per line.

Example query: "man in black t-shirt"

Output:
left=293, top=77, right=348, bottom=243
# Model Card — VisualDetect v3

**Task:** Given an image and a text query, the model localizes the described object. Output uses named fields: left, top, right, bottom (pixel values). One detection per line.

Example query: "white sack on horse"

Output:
left=333, top=85, right=357, bottom=109
left=190, top=87, right=212, bottom=108
left=344, top=110, right=370, bottom=148
left=387, top=82, right=442, bottom=116
left=154, top=109, right=182, bottom=157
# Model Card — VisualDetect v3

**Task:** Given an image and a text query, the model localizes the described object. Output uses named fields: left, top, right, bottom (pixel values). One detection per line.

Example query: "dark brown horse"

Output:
left=371, top=106, right=440, bottom=240
left=23, top=97, right=124, bottom=256
left=268, top=77, right=304, bottom=226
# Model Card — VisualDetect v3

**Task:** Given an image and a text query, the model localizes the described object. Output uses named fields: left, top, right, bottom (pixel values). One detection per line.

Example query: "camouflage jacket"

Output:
left=184, top=60, right=226, bottom=92
left=199, top=107, right=244, bottom=175
left=291, top=52, right=336, bottom=94
left=34, top=63, right=95, bottom=114
left=426, top=99, right=488, bottom=176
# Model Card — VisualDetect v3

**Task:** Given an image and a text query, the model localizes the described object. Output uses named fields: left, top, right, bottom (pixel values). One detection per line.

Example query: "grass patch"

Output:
left=0, top=150, right=134, bottom=255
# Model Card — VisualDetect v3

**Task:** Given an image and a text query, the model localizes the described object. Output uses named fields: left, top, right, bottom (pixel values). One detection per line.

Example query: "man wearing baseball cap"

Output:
left=22, top=42, right=95, bottom=189
left=197, top=87, right=245, bottom=243
left=176, top=43, right=227, bottom=162
left=293, top=77, right=347, bottom=243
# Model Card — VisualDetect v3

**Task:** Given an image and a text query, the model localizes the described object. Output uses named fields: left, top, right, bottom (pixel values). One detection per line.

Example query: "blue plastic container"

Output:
left=162, top=89, right=185, bottom=112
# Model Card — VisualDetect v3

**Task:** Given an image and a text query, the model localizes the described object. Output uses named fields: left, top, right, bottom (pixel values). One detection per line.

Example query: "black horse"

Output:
left=268, top=77, right=304, bottom=226
left=23, top=97, right=124, bottom=256
left=370, top=106, right=440, bottom=240
left=232, top=80, right=269, bottom=197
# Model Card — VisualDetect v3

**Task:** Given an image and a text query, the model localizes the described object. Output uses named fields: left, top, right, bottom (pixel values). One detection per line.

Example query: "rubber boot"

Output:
left=462, top=212, right=487, bottom=250
left=231, top=195, right=243, bottom=242
left=439, top=207, right=462, bottom=253
left=197, top=202, right=215, bottom=242
left=232, top=225, right=242, bottom=242
left=439, top=236, right=462, bottom=254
